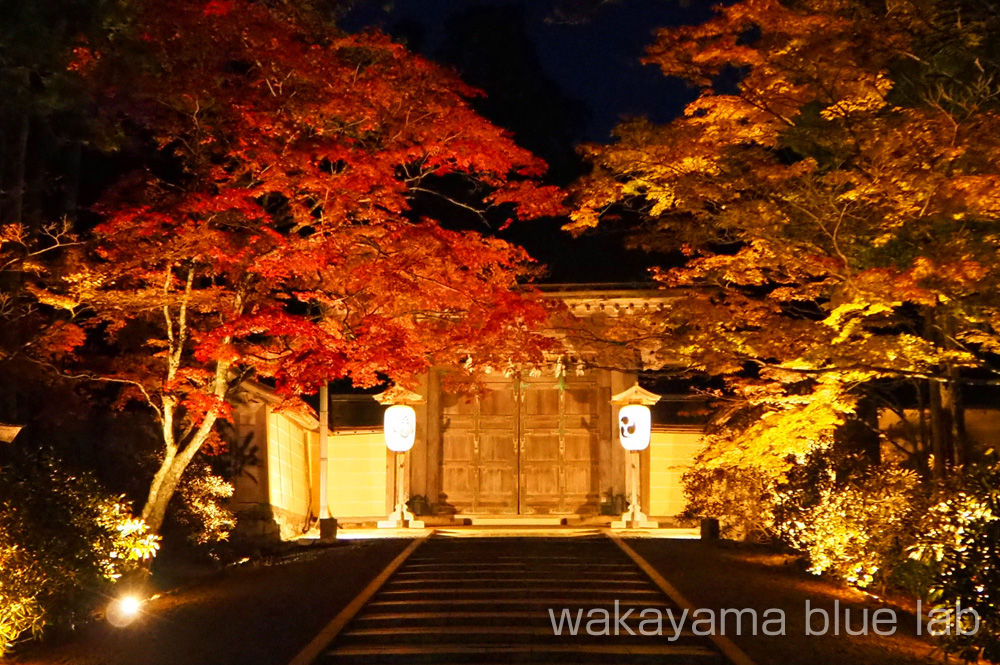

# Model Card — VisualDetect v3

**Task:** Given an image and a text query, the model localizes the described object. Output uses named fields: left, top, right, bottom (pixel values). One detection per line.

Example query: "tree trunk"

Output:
left=857, top=398, right=881, bottom=465
left=141, top=359, right=231, bottom=533
left=141, top=415, right=219, bottom=534
left=142, top=455, right=190, bottom=534
left=7, top=111, right=28, bottom=225
left=907, top=380, right=929, bottom=477
left=942, top=315, right=969, bottom=467
left=951, top=386, right=968, bottom=466
left=928, top=379, right=950, bottom=480
left=141, top=444, right=178, bottom=530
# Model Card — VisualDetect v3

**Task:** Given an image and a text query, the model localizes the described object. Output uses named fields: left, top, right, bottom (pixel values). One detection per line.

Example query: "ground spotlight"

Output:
left=106, top=595, right=144, bottom=627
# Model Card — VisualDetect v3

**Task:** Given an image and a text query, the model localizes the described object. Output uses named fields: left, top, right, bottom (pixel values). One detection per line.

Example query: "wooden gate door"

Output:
left=440, top=373, right=600, bottom=515
left=440, top=376, right=518, bottom=514
left=519, top=376, right=600, bottom=515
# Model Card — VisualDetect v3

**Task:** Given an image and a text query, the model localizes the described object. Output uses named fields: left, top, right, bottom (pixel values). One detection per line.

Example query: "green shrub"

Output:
left=910, top=458, right=1000, bottom=662
left=170, top=460, right=236, bottom=547
left=682, top=465, right=778, bottom=540
left=776, top=458, right=922, bottom=589
left=0, top=545, right=46, bottom=654
left=0, top=455, right=159, bottom=655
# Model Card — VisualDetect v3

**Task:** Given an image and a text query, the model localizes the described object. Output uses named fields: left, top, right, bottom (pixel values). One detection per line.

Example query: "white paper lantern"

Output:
left=618, top=404, right=651, bottom=451
left=384, top=404, right=416, bottom=452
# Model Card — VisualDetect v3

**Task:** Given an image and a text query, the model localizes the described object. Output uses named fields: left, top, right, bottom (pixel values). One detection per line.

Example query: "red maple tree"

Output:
left=47, top=0, right=564, bottom=532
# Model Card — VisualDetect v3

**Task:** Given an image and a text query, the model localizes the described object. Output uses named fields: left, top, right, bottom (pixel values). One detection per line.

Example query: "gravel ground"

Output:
left=628, top=538, right=947, bottom=665
left=8, top=539, right=409, bottom=665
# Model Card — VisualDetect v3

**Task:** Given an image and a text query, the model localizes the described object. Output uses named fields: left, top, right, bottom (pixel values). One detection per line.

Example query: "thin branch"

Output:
left=406, top=186, right=493, bottom=227
left=28, top=358, right=163, bottom=420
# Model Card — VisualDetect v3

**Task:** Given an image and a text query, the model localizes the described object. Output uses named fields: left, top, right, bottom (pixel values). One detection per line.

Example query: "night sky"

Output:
left=342, top=0, right=716, bottom=284
left=343, top=0, right=712, bottom=143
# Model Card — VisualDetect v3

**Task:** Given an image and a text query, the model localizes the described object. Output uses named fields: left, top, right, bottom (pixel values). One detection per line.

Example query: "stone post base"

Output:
left=611, top=507, right=658, bottom=529
left=319, top=517, right=338, bottom=543
left=378, top=506, right=424, bottom=529
left=610, top=518, right=660, bottom=529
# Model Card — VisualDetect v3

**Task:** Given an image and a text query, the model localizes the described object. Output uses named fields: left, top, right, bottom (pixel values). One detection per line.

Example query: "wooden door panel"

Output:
left=563, top=385, right=599, bottom=510
left=479, top=431, right=514, bottom=462
left=523, top=466, right=560, bottom=515
left=478, top=466, right=517, bottom=513
left=521, top=384, right=561, bottom=514
left=441, top=466, right=474, bottom=493
left=442, top=391, right=476, bottom=415
left=442, top=431, right=474, bottom=461
left=562, top=428, right=599, bottom=513
left=480, top=387, right=515, bottom=416
left=524, top=387, right=559, bottom=416
left=521, top=380, right=600, bottom=514
left=440, top=379, right=518, bottom=514
left=563, top=429, right=595, bottom=461
left=522, top=431, right=559, bottom=461
left=476, top=382, right=518, bottom=513
left=440, top=429, right=476, bottom=510
left=480, top=466, right=516, bottom=493
left=441, top=373, right=603, bottom=515
left=441, top=466, right=475, bottom=506
left=563, top=466, right=594, bottom=505
left=564, top=388, right=597, bottom=414
left=477, top=427, right=518, bottom=513
left=523, top=468, right=559, bottom=493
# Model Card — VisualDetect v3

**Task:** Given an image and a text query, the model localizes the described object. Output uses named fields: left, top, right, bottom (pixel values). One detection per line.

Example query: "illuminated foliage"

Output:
left=778, top=461, right=921, bottom=588
left=0, top=221, right=82, bottom=363
left=574, top=5, right=1000, bottom=654
left=0, top=456, right=158, bottom=655
left=573, top=0, right=1000, bottom=484
left=910, top=458, right=1000, bottom=661
left=171, top=462, right=237, bottom=546
left=697, top=378, right=858, bottom=479
left=35, top=0, right=564, bottom=533
left=682, top=465, right=776, bottom=541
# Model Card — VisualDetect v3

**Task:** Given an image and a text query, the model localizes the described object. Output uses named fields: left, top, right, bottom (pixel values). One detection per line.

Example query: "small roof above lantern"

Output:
left=372, top=385, right=426, bottom=406
left=611, top=383, right=661, bottom=406
left=0, top=423, right=24, bottom=443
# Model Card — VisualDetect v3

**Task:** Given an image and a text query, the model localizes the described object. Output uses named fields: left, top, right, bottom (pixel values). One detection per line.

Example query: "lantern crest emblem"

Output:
left=384, top=404, right=416, bottom=452
left=617, top=403, right=651, bottom=451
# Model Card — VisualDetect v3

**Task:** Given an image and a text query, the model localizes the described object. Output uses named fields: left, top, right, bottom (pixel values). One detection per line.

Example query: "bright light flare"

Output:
left=106, top=595, right=144, bottom=627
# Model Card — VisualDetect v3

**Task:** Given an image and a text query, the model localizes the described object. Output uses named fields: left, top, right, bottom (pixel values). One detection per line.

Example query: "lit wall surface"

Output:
left=328, top=430, right=388, bottom=518
left=648, top=428, right=702, bottom=517
left=267, top=410, right=313, bottom=518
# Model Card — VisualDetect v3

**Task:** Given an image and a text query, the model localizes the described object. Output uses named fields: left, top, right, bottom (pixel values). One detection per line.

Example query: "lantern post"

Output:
left=611, top=383, right=660, bottom=529
left=375, top=387, right=425, bottom=529
left=318, top=382, right=337, bottom=543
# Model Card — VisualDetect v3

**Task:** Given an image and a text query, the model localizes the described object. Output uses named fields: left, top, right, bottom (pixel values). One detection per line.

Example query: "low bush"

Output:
left=170, top=460, right=236, bottom=547
left=682, top=465, right=777, bottom=541
left=910, top=457, right=1000, bottom=662
left=0, top=454, right=158, bottom=655
left=776, top=460, right=922, bottom=589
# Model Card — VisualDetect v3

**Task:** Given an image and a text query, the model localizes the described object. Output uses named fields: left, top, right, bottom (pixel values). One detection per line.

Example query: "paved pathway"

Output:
left=314, top=533, right=729, bottom=664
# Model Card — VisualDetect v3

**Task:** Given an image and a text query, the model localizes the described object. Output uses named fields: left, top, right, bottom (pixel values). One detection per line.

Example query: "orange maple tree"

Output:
left=573, top=0, right=1000, bottom=484
left=44, top=0, right=564, bottom=532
